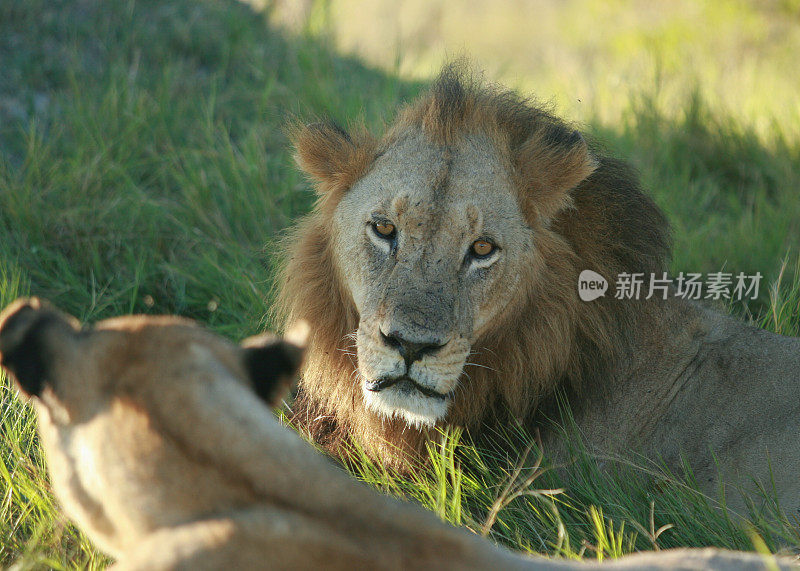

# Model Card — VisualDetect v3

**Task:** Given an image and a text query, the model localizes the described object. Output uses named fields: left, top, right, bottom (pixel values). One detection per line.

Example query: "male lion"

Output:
left=0, top=298, right=786, bottom=570
left=278, top=65, right=800, bottom=513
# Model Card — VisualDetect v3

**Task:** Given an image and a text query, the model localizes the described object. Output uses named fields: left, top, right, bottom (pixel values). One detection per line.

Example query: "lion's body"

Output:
left=559, top=296, right=800, bottom=513
left=0, top=299, right=789, bottom=570
left=0, top=299, right=536, bottom=570
left=279, top=66, right=800, bottom=514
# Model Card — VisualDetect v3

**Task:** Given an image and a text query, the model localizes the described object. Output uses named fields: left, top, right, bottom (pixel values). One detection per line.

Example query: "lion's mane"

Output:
left=276, top=65, right=671, bottom=466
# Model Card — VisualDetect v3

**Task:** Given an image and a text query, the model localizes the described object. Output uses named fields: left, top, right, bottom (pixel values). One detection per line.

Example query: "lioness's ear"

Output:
left=291, top=120, right=377, bottom=197
left=515, top=123, right=597, bottom=222
left=241, top=322, right=308, bottom=408
left=0, top=298, right=76, bottom=399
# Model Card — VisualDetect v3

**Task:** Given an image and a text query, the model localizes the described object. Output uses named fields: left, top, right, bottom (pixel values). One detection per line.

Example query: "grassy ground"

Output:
left=289, top=0, right=800, bottom=285
left=1, top=0, right=799, bottom=568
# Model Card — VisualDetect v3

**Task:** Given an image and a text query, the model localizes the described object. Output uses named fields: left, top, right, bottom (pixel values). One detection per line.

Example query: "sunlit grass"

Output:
left=306, top=0, right=800, bottom=134
left=334, top=403, right=800, bottom=563
left=760, top=255, right=800, bottom=337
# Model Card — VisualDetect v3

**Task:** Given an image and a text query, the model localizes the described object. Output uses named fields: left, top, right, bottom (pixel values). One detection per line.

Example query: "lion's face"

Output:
left=332, top=130, right=535, bottom=427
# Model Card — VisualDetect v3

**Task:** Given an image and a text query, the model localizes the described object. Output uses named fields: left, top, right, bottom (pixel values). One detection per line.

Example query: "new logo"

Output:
left=578, top=270, right=608, bottom=302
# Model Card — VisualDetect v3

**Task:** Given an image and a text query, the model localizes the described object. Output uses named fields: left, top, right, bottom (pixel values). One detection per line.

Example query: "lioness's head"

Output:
left=0, top=298, right=304, bottom=417
left=0, top=297, right=306, bottom=555
left=279, top=65, right=668, bottom=461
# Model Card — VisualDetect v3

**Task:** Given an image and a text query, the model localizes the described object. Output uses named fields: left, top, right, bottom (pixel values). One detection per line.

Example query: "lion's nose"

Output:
left=380, top=330, right=445, bottom=367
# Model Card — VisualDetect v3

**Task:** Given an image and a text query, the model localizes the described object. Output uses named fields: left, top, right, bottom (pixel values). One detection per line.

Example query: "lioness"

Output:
left=0, top=298, right=786, bottom=570
left=0, top=298, right=523, bottom=569
left=278, top=65, right=800, bottom=514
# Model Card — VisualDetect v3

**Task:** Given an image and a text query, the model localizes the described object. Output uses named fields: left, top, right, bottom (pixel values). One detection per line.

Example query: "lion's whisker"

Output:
left=465, top=360, right=498, bottom=372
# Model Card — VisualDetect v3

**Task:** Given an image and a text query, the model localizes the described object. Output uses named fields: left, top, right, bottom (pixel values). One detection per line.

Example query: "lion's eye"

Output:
left=372, top=221, right=396, bottom=239
left=471, top=239, right=495, bottom=258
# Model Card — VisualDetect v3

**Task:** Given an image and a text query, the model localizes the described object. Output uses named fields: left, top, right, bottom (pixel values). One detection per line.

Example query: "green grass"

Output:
left=1, top=0, right=799, bottom=568
left=339, top=411, right=800, bottom=562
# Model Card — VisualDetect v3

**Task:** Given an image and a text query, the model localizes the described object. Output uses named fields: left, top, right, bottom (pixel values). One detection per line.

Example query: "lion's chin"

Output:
left=362, top=383, right=449, bottom=428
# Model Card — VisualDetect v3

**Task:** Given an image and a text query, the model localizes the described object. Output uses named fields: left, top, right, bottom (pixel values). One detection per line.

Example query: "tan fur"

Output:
left=289, top=119, right=378, bottom=213
left=0, top=298, right=529, bottom=569
left=278, top=64, right=800, bottom=514
left=0, top=299, right=787, bottom=570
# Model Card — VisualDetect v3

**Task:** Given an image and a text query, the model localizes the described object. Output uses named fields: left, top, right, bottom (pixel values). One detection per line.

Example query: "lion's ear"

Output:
left=0, top=298, right=77, bottom=399
left=291, top=120, right=377, bottom=197
left=241, top=322, right=308, bottom=408
left=515, top=124, right=597, bottom=222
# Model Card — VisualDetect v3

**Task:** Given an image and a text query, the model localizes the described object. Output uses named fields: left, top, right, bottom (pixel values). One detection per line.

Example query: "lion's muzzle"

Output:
left=357, top=321, right=470, bottom=427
